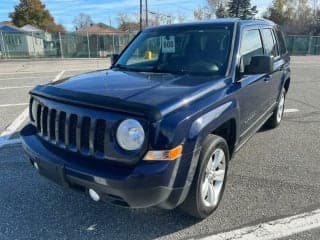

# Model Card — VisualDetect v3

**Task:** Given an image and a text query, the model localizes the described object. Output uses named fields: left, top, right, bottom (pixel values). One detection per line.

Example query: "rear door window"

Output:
left=275, top=28, right=288, bottom=55
left=262, top=28, right=279, bottom=57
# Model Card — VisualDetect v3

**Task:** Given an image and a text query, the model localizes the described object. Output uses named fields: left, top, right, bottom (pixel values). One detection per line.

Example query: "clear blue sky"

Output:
left=0, top=0, right=271, bottom=30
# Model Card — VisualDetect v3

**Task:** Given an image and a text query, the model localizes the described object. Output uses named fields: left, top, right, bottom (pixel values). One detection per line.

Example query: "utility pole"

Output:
left=140, top=0, right=143, bottom=31
left=314, top=0, right=318, bottom=22
left=145, top=0, right=148, bottom=27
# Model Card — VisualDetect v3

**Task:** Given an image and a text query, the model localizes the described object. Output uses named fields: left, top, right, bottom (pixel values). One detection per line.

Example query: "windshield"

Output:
left=115, top=24, right=233, bottom=76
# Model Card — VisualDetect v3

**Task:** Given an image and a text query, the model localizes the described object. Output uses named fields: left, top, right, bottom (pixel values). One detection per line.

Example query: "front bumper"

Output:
left=21, top=124, right=194, bottom=209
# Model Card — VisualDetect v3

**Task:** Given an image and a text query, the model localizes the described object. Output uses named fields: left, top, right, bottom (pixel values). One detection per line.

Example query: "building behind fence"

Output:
left=0, top=31, right=320, bottom=59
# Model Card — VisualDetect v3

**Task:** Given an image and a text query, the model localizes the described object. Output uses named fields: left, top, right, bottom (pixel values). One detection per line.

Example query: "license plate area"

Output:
left=36, top=158, right=68, bottom=187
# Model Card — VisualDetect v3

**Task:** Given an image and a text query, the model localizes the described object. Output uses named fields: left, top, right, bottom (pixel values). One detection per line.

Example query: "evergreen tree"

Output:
left=228, top=0, right=257, bottom=19
left=216, top=3, right=229, bottom=18
left=10, top=0, right=65, bottom=32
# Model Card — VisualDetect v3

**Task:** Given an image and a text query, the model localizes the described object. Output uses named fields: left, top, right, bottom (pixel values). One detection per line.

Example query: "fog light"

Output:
left=88, top=189, right=100, bottom=202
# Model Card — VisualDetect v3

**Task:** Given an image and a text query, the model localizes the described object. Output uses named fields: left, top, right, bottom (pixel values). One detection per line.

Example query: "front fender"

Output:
left=188, top=100, right=240, bottom=147
left=165, top=100, right=240, bottom=205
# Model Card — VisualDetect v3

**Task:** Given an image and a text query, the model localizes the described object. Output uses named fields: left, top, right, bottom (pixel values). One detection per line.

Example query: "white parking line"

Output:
left=0, top=76, right=53, bottom=81
left=0, top=103, right=28, bottom=108
left=52, top=70, right=65, bottom=82
left=0, top=86, right=34, bottom=90
left=0, top=108, right=29, bottom=147
left=284, top=108, right=299, bottom=113
left=0, top=70, right=60, bottom=75
left=0, top=71, right=66, bottom=148
left=0, top=68, right=99, bottom=75
left=198, top=209, right=320, bottom=240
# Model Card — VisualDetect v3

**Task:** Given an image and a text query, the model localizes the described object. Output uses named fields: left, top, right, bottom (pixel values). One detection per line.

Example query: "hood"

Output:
left=34, top=69, right=227, bottom=119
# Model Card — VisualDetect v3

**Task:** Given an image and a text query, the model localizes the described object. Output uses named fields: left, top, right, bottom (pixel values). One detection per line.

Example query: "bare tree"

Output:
left=194, top=6, right=212, bottom=20
left=193, top=0, right=229, bottom=20
left=117, top=13, right=140, bottom=32
left=73, top=13, right=93, bottom=30
left=141, top=11, right=176, bottom=26
left=177, top=13, right=187, bottom=23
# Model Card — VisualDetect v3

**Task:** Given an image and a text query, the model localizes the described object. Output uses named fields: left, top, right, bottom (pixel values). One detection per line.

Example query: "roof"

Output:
left=0, top=22, right=46, bottom=34
left=0, top=21, right=14, bottom=27
left=144, top=18, right=276, bottom=31
left=0, top=24, right=22, bottom=33
left=20, top=24, right=44, bottom=33
left=77, top=23, right=123, bottom=35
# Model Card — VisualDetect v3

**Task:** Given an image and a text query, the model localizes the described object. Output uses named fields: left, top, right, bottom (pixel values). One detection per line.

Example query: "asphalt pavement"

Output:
left=0, top=57, right=319, bottom=240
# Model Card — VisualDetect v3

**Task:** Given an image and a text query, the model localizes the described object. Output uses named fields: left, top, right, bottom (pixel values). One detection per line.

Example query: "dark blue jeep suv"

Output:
left=21, top=19, right=290, bottom=218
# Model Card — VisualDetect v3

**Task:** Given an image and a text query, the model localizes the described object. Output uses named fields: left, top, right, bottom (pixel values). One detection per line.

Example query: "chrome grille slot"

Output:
left=36, top=104, right=42, bottom=131
left=41, top=106, right=48, bottom=137
left=33, top=101, right=109, bottom=159
left=81, top=117, right=91, bottom=152
left=58, top=112, right=66, bottom=144
left=48, top=109, right=57, bottom=141
left=94, top=119, right=106, bottom=156
left=68, top=114, right=77, bottom=149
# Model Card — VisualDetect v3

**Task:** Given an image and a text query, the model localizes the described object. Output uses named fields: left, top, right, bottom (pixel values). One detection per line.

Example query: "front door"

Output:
left=236, top=28, right=270, bottom=139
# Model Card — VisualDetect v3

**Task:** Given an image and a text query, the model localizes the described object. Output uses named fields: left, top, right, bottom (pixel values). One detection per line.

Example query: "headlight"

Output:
left=30, top=99, right=38, bottom=122
left=116, top=119, right=145, bottom=151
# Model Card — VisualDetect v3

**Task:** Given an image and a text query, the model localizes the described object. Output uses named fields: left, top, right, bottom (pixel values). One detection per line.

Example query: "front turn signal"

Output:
left=143, top=145, right=183, bottom=161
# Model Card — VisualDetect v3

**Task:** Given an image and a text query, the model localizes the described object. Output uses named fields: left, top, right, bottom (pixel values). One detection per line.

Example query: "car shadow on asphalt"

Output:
left=0, top=144, right=199, bottom=240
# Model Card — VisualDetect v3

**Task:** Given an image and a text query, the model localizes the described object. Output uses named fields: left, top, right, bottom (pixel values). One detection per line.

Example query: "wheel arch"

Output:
left=189, top=100, right=240, bottom=158
left=284, top=77, right=291, bottom=93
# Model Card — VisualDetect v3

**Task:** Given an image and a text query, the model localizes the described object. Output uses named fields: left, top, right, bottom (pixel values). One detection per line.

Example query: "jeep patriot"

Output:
left=21, top=19, right=290, bottom=218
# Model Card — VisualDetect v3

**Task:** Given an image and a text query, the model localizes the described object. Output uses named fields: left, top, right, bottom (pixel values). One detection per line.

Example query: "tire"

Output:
left=265, top=87, right=286, bottom=129
left=179, top=134, right=229, bottom=219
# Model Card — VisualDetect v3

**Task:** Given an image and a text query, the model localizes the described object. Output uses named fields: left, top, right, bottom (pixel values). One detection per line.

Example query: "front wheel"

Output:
left=266, top=88, right=286, bottom=129
left=179, top=134, right=229, bottom=219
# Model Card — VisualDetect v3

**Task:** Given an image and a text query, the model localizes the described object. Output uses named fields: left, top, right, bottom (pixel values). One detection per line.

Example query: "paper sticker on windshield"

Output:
left=162, top=36, right=175, bottom=53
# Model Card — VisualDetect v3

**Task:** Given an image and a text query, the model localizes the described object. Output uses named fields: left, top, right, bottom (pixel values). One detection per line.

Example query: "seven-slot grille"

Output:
left=34, top=101, right=107, bottom=158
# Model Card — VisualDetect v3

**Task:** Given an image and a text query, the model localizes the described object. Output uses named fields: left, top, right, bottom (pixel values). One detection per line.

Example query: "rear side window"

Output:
left=262, top=28, right=279, bottom=57
left=275, top=28, right=287, bottom=55
left=240, top=29, right=264, bottom=67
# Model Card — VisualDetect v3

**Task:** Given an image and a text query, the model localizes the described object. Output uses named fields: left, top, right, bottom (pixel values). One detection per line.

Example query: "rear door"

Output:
left=237, top=28, right=269, bottom=137
left=261, top=28, right=284, bottom=105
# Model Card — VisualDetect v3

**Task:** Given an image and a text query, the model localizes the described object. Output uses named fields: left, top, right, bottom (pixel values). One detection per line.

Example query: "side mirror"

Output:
left=111, top=54, right=120, bottom=66
left=245, top=56, right=273, bottom=75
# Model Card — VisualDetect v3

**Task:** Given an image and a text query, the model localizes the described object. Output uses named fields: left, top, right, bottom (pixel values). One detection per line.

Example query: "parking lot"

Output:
left=0, top=57, right=319, bottom=240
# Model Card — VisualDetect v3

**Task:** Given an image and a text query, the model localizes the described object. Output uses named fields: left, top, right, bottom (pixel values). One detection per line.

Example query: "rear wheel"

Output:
left=180, top=134, right=229, bottom=219
left=266, top=88, right=286, bottom=129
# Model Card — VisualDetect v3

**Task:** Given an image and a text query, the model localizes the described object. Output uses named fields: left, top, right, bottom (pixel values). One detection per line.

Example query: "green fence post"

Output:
left=307, top=35, right=312, bottom=55
left=87, top=32, right=90, bottom=58
left=58, top=32, right=63, bottom=58
left=31, top=32, right=36, bottom=57
left=112, top=33, right=115, bottom=54
left=0, top=32, right=6, bottom=59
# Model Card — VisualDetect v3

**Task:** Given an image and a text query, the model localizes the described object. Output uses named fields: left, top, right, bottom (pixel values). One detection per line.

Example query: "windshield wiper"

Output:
left=152, top=67, right=190, bottom=74
left=112, top=64, right=132, bottom=71
left=113, top=64, right=154, bottom=73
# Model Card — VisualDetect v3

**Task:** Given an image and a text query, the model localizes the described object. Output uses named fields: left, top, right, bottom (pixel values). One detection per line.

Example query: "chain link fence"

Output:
left=0, top=31, right=136, bottom=59
left=286, top=35, right=320, bottom=55
left=0, top=31, right=320, bottom=59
